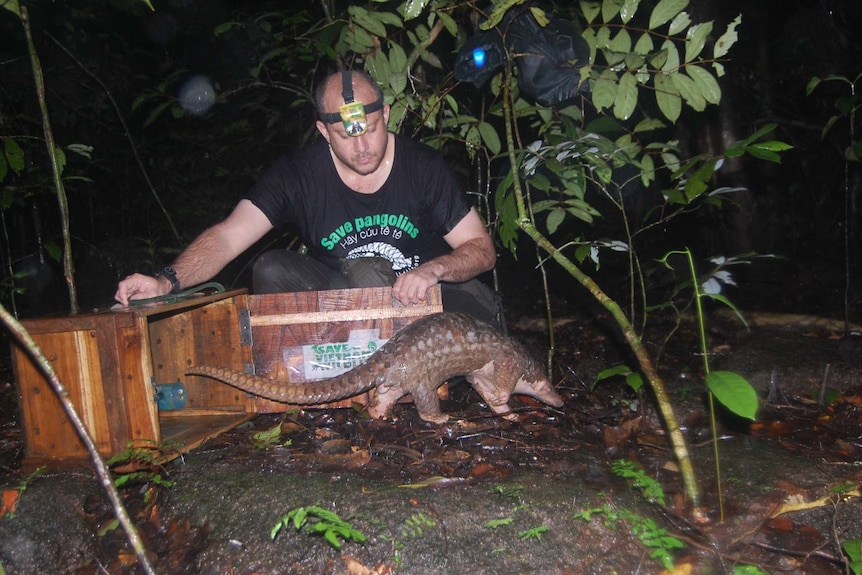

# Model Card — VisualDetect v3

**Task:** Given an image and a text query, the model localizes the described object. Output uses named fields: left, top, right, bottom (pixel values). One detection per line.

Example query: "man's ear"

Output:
left=315, top=120, right=330, bottom=142
left=383, top=104, right=390, bottom=126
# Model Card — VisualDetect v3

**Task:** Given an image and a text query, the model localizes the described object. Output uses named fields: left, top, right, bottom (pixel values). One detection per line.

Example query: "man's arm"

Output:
left=114, top=199, right=273, bottom=305
left=392, top=207, right=496, bottom=305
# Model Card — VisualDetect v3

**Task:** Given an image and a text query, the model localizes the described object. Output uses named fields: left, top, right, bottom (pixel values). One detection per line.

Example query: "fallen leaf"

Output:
left=0, top=489, right=20, bottom=519
left=342, top=555, right=394, bottom=575
left=659, top=562, right=693, bottom=575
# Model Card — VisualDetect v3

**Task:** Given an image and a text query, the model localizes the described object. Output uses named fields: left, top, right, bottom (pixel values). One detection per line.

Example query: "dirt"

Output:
left=1, top=307, right=862, bottom=574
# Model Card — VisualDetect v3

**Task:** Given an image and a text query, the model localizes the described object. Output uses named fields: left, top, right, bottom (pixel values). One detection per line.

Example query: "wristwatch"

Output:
left=155, top=266, right=181, bottom=294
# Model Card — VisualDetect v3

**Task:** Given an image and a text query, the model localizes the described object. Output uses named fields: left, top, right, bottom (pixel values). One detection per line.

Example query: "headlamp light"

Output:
left=319, top=70, right=383, bottom=137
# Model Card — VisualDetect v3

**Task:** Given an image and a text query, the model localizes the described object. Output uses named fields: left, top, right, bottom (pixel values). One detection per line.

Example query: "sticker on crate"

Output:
left=282, top=329, right=388, bottom=382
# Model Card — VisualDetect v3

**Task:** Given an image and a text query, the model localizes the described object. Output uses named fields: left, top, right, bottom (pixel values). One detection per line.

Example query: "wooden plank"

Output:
left=121, top=288, right=249, bottom=318
left=159, top=413, right=256, bottom=454
left=118, top=316, right=161, bottom=448
left=95, top=315, right=132, bottom=454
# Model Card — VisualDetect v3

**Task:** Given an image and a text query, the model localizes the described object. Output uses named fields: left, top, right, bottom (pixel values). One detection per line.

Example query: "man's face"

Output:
left=316, top=77, right=390, bottom=177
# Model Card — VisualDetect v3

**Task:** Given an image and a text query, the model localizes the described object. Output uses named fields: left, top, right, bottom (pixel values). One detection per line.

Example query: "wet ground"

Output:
left=2, top=290, right=862, bottom=574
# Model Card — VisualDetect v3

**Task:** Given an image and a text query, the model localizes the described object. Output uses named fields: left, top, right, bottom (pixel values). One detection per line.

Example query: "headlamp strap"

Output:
left=341, top=70, right=355, bottom=104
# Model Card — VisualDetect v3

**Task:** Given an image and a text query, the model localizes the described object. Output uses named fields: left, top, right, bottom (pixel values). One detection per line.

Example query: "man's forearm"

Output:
left=421, top=235, right=496, bottom=283
left=170, top=225, right=239, bottom=288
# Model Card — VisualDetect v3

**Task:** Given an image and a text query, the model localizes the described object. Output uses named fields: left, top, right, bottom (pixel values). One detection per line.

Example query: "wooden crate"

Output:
left=11, top=286, right=442, bottom=466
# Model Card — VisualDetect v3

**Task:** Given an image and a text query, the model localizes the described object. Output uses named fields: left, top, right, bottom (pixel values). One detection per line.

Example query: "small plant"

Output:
left=252, top=421, right=292, bottom=449
left=107, top=440, right=177, bottom=496
left=659, top=248, right=759, bottom=520
left=611, top=459, right=667, bottom=505
left=485, top=517, right=514, bottom=529
left=518, top=525, right=549, bottom=542
left=574, top=504, right=683, bottom=570
left=271, top=505, right=366, bottom=550
left=488, top=483, right=525, bottom=501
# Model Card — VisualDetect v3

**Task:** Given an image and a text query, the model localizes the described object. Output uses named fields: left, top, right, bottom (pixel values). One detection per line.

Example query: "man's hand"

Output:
left=114, top=273, right=171, bottom=307
left=392, top=265, right=442, bottom=305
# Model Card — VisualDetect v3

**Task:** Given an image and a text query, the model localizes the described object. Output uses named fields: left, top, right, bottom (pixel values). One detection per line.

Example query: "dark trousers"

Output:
left=252, top=249, right=502, bottom=329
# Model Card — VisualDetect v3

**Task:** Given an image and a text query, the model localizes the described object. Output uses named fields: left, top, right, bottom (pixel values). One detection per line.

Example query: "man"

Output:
left=115, top=70, right=500, bottom=326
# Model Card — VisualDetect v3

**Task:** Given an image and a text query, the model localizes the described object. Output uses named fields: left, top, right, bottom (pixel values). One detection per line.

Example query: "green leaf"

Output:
left=400, top=0, right=432, bottom=21
left=659, top=39, right=679, bottom=73
left=668, top=11, right=691, bottom=35
left=291, top=507, right=308, bottom=530
left=633, top=118, right=666, bottom=133
left=529, top=6, right=549, bottom=26
left=342, top=24, right=375, bottom=51
left=478, top=121, right=501, bottom=155
left=53, top=146, right=67, bottom=176
left=602, top=0, right=623, bottom=23
left=633, top=32, right=654, bottom=56
left=714, top=15, right=741, bottom=59
left=683, top=158, right=716, bottom=201
left=324, top=529, right=342, bottom=549
left=66, top=143, right=94, bottom=159
left=706, top=370, right=758, bottom=420
left=745, top=146, right=781, bottom=163
left=613, top=72, right=638, bottom=120
left=4, top=137, right=24, bottom=175
left=620, top=0, right=640, bottom=23
left=648, top=0, right=689, bottom=29
left=580, top=1, right=601, bottom=24
left=0, top=152, right=6, bottom=182
left=654, top=73, right=681, bottom=123
left=389, top=42, right=407, bottom=74
left=0, top=0, right=21, bottom=17
left=373, top=10, right=403, bottom=28
left=595, top=364, right=633, bottom=382
left=349, top=5, right=387, bottom=37
left=481, top=0, right=528, bottom=29
left=608, top=28, right=632, bottom=54
left=486, top=517, right=514, bottom=529
left=436, top=10, right=457, bottom=36
left=672, top=72, right=705, bottom=111
left=546, top=207, right=566, bottom=234
left=639, top=153, right=655, bottom=186
left=366, top=50, right=391, bottom=88
left=592, top=68, right=618, bottom=112
left=686, top=64, right=721, bottom=104
left=842, top=538, right=861, bottom=564
left=625, top=371, right=644, bottom=392
left=684, top=21, right=712, bottom=63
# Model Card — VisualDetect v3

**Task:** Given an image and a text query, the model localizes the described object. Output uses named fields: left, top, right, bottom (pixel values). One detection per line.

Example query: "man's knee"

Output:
left=252, top=250, right=344, bottom=293
left=441, top=279, right=503, bottom=330
left=341, top=257, right=396, bottom=288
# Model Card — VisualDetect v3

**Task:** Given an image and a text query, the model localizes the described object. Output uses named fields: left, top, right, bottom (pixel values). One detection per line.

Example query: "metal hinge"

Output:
left=239, top=308, right=253, bottom=346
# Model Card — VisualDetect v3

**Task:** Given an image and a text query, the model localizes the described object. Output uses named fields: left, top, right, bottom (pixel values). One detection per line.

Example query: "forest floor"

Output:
left=1, top=258, right=862, bottom=574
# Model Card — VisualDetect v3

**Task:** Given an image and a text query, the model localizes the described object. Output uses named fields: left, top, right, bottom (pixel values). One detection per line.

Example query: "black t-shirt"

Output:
left=243, top=134, right=471, bottom=273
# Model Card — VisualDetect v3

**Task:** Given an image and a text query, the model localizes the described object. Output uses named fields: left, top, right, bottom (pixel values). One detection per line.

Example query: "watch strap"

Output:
left=155, top=266, right=181, bottom=294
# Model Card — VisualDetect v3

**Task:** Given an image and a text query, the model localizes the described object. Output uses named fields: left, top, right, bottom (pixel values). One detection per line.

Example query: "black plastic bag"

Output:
left=454, top=6, right=590, bottom=106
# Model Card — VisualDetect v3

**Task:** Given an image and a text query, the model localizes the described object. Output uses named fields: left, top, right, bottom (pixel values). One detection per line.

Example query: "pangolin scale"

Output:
left=186, top=312, right=563, bottom=423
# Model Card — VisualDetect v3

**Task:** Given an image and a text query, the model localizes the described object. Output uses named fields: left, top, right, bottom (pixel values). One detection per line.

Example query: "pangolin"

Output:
left=186, top=312, right=563, bottom=424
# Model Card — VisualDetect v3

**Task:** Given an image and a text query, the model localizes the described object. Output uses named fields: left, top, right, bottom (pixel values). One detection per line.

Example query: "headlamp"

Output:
left=320, top=70, right=383, bottom=137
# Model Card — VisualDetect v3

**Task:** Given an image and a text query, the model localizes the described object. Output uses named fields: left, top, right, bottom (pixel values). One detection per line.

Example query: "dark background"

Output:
left=1, top=0, right=860, bottom=321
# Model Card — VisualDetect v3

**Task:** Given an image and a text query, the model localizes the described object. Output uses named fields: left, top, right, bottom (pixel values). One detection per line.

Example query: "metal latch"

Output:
left=152, top=379, right=187, bottom=411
